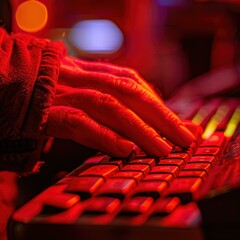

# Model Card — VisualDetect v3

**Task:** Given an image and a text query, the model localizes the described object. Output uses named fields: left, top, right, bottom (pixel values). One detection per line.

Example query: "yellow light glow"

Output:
left=15, top=0, right=48, bottom=33
left=224, top=107, right=240, bottom=137
left=202, top=104, right=229, bottom=139
left=66, top=196, right=80, bottom=208
left=192, top=109, right=208, bottom=125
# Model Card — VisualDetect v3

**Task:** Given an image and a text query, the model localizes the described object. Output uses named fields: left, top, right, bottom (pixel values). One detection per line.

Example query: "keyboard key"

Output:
left=189, top=156, right=217, bottom=167
left=201, top=132, right=226, bottom=147
left=120, top=197, right=154, bottom=215
left=142, top=173, right=174, bottom=184
left=167, top=153, right=190, bottom=162
left=79, top=165, right=119, bottom=179
left=41, top=193, right=80, bottom=214
left=111, top=171, right=144, bottom=183
left=166, top=178, right=203, bottom=203
left=195, top=147, right=220, bottom=156
left=157, top=159, right=185, bottom=170
left=178, top=170, right=207, bottom=182
left=84, top=197, right=121, bottom=214
left=184, top=163, right=212, bottom=175
left=121, top=164, right=150, bottom=176
left=96, top=178, right=137, bottom=200
left=65, top=176, right=105, bottom=199
left=151, top=197, right=180, bottom=216
left=151, top=165, right=180, bottom=177
left=134, top=181, right=168, bottom=199
left=129, top=158, right=156, bottom=169
left=100, top=158, right=124, bottom=169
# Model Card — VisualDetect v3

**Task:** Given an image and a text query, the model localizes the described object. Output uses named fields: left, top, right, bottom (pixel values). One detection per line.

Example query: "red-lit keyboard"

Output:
left=9, top=97, right=240, bottom=240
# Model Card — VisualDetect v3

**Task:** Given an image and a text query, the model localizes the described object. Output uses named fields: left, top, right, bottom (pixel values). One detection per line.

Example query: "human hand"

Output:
left=0, top=171, right=18, bottom=240
left=167, top=65, right=240, bottom=115
left=45, top=56, right=196, bottom=157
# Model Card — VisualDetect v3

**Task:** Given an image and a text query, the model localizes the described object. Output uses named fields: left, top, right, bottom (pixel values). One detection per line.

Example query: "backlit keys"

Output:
left=96, top=178, right=137, bottom=199
left=166, top=178, right=203, bottom=203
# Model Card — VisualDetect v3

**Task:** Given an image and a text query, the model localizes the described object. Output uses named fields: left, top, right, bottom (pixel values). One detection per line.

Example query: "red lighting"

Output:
left=15, top=0, right=48, bottom=33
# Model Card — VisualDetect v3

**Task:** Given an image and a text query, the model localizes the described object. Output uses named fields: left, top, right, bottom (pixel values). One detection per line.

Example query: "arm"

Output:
left=167, top=65, right=240, bottom=113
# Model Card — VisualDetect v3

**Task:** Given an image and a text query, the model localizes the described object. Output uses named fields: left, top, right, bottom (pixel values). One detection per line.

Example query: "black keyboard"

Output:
left=9, top=97, right=240, bottom=240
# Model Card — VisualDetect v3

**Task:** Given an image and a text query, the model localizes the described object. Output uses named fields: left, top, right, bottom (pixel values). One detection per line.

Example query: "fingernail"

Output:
left=178, top=125, right=195, bottom=146
left=155, top=136, right=172, bottom=156
left=183, top=121, right=203, bottom=138
left=116, top=139, right=134, bottom=157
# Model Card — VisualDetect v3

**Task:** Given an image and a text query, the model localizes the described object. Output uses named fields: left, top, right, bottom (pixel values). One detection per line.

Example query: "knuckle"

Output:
left=161, top=107, right=181, bottom=126
left=115, top=78, right=140, bottom=94
left=97, top=125, right=112, bottom=139
left=96, top=93, right=119, bottom=110
left=67, top=108, right=88, bottom=129
left=139, top=123, right=158, bottom=138
left=123, top=65, right=140, bottom=76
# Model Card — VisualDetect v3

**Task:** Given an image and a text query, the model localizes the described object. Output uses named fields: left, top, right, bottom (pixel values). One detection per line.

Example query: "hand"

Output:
left=0, top=171, right=18, bottom=240
left=45, top=56, right=195, bottom=157
left=167, top=65, right=240, bottom=114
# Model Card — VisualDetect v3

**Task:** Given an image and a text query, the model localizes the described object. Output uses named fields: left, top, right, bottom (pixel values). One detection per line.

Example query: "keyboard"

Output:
left=9, top=97, right=240, bottom=240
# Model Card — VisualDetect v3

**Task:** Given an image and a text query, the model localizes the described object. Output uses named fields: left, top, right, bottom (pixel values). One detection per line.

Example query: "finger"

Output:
left=58, top=68, right=195, bottom=147
left=183, top=120, right=203, bottom=140
left=46, top=106, right=134, bottom=157
left=53, top=86, right=172, bottom=156
left=62, top=56, right=158, bottom=96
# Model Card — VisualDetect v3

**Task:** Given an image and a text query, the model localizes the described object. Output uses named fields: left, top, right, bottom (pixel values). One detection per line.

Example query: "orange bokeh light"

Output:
left=15, top=0, right=48, bottom=33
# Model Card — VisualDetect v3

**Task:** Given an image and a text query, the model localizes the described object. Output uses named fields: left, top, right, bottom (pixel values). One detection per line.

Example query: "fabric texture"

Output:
left=0, top=28, right=66, bottom=175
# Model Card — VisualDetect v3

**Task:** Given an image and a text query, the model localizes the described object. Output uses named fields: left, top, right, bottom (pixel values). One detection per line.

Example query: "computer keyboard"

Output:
left=9, top=97, right=240, bottom=240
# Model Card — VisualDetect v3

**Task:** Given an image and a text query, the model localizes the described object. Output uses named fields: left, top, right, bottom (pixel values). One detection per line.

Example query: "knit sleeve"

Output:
left=0, top=28, right=66, bottom=175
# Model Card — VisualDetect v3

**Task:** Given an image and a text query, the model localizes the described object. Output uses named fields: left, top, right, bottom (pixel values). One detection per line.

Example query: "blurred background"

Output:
left=2, top=0, right=240, bottom=98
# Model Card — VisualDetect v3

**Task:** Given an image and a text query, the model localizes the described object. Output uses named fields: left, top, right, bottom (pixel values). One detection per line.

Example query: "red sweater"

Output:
left=0, top=28, right=65, bottom=175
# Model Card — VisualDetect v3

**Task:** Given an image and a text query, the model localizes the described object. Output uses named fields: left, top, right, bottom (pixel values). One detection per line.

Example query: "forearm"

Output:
left=0, top=28, right=65, bottom=175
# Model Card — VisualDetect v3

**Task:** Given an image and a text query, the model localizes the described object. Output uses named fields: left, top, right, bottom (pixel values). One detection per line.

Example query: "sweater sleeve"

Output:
left=0, top=28, right=66, bottom=175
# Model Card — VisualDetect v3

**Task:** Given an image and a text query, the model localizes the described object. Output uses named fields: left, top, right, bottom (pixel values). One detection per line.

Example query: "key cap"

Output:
left=65, top=176, right=105, bottom=200
left=84, top=197, right=121, bottom=214
left=129, top=158, right=156, bottom=169
left=151, top=197, right=180, bottom=216
left=151, top=165, right=180, bottom=177
left=166, top=178, right=203, bottom=203
left=79, top=165, right=118, bottom=179
left=121, top=164, right=150, bottom=176
left=184, top=163, right=212, bottom=175
left=41, top=193, right=80, bottom=215
left=189, top=156, right=217, bottom=167
left=96, top=178, right=137, bottom=200
left=157, top=159, right=185, bottom=170
left=195, top=147, right=220, bottom=156
left=111, top=171, right=144, bottom=183
left=142, top=173, right=174, bottom=185
left=178, top=170, right=207, bottom=182
left=100, top=158, right=124, bottom=169
left=119, top=197, right=154, bottom=215
left=134, top=181, right=168, bottom=199
left=201, top=132, right=226, bottom=147
left=164, top=153, right=190, bottom=162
